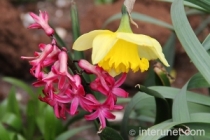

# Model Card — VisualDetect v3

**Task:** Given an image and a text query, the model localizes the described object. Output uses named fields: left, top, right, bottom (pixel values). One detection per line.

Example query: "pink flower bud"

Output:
left=28, top=11, right=54, bottom=36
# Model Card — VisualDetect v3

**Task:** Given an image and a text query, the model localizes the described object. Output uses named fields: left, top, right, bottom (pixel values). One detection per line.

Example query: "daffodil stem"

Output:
left=116, top=5, right=132, bottom=33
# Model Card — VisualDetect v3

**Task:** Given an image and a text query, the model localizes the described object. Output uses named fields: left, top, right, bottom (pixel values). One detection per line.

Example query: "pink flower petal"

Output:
left=114, top=73, right=127, bottom=87
left=103, top=110, right=115, bottom=119
left=112, top=87, right=129, bottom=98
left=85, top=110, right=99, bottom=120
left=70, top=97, right=79, bottom=115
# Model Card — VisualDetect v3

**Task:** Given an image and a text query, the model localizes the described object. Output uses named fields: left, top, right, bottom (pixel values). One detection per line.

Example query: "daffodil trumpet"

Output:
left=73, top=5, right=169, bottom=76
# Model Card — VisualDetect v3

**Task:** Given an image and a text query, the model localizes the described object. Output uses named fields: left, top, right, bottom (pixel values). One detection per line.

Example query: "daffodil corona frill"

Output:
left=73, top=6, right=169, bottom=76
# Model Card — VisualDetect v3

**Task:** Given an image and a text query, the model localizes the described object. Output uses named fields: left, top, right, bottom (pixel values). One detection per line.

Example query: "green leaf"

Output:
left=203, top=34, right=210, bottom=49
left=136, top=121, right=179, bottom=140
left=162, top=32, right=176, bottom=72
left=136, top=121, right=210, bottom=140
left=190, top=113, right=210, bottom=123
left=120, top=92, right=152, bottom=140
left=185, top=0, right=210, bottom=12
left=54, top=31, right=67, bottom=47
left=99, top=127, right=124, bottom=140
left=16, top=134, right=26, bottom=140
left=188, top=102, right=210, bottom=113
left=35, top=101, right=46, bottom=135
left=137, top=85, right=171, bottom=124
left=103, top=12, right=174, bottom=30
left=1, top=113, right=22, bottom=132
left=171, top=0, right=210, bottom=85
left=117, top=98, right=131, bottom=104
left=157, top=0, right=206, bottom=11
left=44, top=105, right=62, bottom=140
left=0, top=123, right=11, bottom=140
left=55, top=125, right=93, bottom=140
left=186, top=9, right=206, bottom=15
left=3, top=77, right=35, bottom=98
left=154, top=67, right=171, bottom=86
left=187, top=73, right=209, bottom=89
left=143, top=67, right=156, bottom=86
left=0, top=99, right=8, bottom=119
left=7, top=88, right=20, bottom=118
left=172, top=82, right=190, bottom=122
left=64, top=110, right=88, bottom=130
left=148, top=86, right=210, bottom=106
left=24, top=99, right=38, bottom=139
left=195, top=16, right=210, bottom=35
left=70, top=3, right=84, bottom=60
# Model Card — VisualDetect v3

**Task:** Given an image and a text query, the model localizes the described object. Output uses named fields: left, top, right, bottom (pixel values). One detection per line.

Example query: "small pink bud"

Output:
left=28, top=11, right=54, bottom=36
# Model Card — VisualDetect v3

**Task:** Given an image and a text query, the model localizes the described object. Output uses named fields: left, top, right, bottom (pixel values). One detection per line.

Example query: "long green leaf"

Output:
left=99, top=127, right=124, bottom=140
left=171, top=0, right=210, bottom=85
left=190, top=113, right=210, bottom=123
left=157, top=0, right=206, bottom=11
left=70, top=3, right=84, bottom=60
left=0, top=123, right=11, bottom=140
left=24, top=99, right=38, bottom=139
left=162, top=32, right=176, bottom=72
left=195, top=16, right=210, bottom=35
left=55, top=125, right=92, bottom=140
left=120, top=92, right=152, bottom=140
left=64, top=111, right=88, bottom=130
left=3, top=77, right=35, bottom=98
left=103, top=12, right=173, bottom=30
left=0, top=99, right=8, bottom=119
left=149, top=86, right=210, bottom=106
left=7, top=88, right=20, bottom=118
left=136, top=121, right=210, bottom=140
left=136, top=121, right=179, bottom=140
left=202, top=34, right=210, bottom=51
left=137, top=85, right=171, bottom=124
left=44, top=106, right=62, bottom=140
left=187, top=73, right=209, bottom=89
left=172, top=82, right=190, bottom=122
left=1, top=112, right=22, bottom=132
left=188, top=102, right=210, bottom=113
left=185, top=0, right=210, bottom=12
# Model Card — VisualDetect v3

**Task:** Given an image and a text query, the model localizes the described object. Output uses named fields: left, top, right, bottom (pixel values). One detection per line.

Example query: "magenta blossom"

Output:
left=79, top=59, right=128, bottom=108
left=85, top=94, right=123, bottom=129
left=39, top=89, right=69, bottom=119
left=23, top=11, right=129, bottom=131
left=28, top=11, right=54, bottom=36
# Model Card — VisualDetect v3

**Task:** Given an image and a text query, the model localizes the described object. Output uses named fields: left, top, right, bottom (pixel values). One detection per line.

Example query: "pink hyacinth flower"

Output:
left=39, top=89, right=69, bottom=119
left=64, top=75, right=94, bottom=115
left=85, top=94, right=123, bottom=129
left=28, top=11, right=54, bottom=36
left=21, top=44, right=54, bottom=78
left=78, top=59, right=128, bottom=108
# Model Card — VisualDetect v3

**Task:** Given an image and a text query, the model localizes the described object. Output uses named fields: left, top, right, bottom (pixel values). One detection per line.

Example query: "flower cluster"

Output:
left=22, top=11, right=128, bottom=130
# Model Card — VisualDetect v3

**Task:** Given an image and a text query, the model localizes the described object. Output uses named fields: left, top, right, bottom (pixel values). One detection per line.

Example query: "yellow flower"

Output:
left=73, top=6, right=169, bottom=76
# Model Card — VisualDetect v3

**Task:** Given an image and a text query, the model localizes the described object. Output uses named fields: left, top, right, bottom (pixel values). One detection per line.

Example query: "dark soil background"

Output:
left=0, top=0, right=209, bottom=139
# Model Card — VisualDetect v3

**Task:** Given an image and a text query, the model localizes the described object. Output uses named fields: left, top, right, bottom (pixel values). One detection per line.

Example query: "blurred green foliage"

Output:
left=0, top=77, right=93, bottom=140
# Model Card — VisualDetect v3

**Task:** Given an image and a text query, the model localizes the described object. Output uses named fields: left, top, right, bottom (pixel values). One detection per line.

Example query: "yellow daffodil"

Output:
left=73, top=6, right=169, bottom=76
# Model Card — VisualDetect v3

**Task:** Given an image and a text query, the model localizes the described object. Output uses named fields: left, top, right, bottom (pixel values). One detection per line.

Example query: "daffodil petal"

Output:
left=72, top=30, right=112, bottom=51
left=116, top=32, right=169, bottom=66
left=92, top=32, right=117, bottom=64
